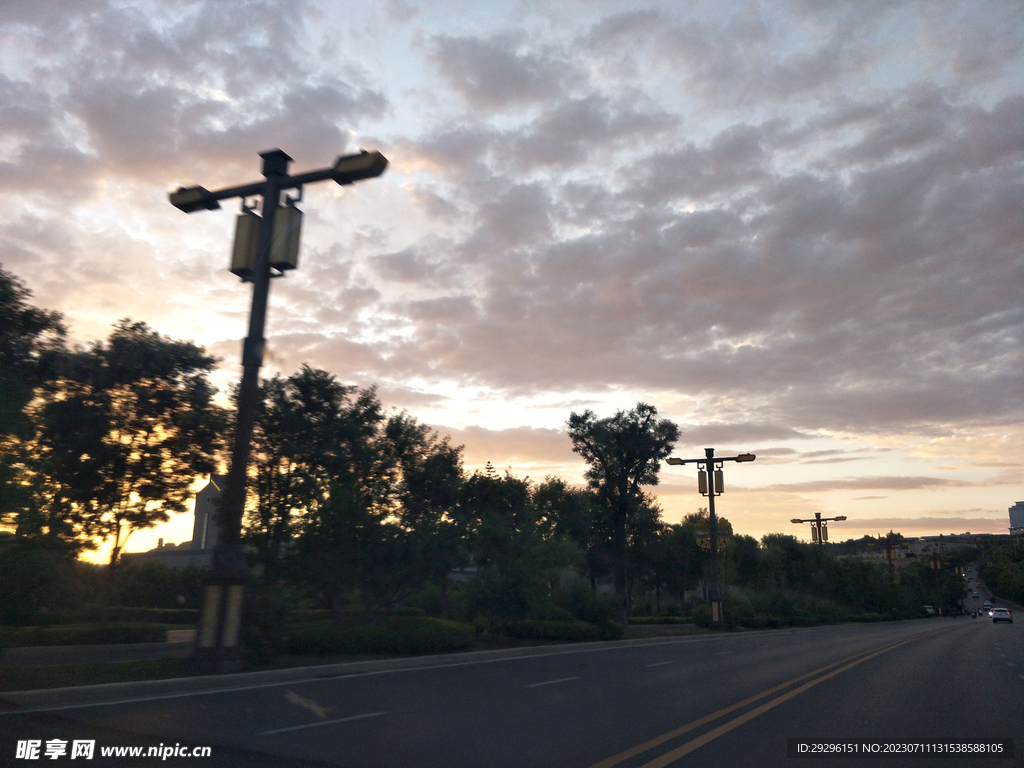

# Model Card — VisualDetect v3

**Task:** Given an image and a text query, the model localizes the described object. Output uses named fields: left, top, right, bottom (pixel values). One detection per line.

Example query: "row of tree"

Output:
left=1, top=262, right=979, bottom=630
left=0, top=263, right=681, bottom=624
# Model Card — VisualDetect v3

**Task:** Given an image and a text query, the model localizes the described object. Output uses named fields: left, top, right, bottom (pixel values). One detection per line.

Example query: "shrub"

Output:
left=599, top=620, right=624, bottom=640
left=692, top=604, right=712, bottom=628
left=0, top=623, right=168, bottom=647
left=628, top=616, right=690, bottom=625
left=0, top=541, right=77, bottom=626
left=79, top=607, right=199, bottom=624
left=506, top=620, right=600, bottom=642
left=285, top=616, right=474, bottom=656
left=528, top=604, right=577, bottom=623
left=551, top=579, right=622, bottom=639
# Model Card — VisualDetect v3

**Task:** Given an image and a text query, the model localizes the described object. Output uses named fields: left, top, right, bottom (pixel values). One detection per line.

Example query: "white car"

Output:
left=991, top=607, right=1012, bottom=624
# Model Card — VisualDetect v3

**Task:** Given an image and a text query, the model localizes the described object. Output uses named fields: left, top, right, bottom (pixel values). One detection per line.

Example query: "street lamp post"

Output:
left=790, top=512, right=847, bottom=568
left=170, top=148, right=387, bottom=672
left=666, top=449, right=755, bottom=628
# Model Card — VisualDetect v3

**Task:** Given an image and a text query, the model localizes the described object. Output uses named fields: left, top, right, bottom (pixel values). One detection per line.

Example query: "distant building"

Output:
left=1009, top=501, right=1024, bottom=534
left=191, top=474, right=226, bottom=552
left=121, top=475, right=226, bottom=569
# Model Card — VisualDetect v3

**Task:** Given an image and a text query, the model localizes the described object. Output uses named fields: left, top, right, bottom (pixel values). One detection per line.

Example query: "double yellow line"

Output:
left=590, top=632, right=936, bottom=768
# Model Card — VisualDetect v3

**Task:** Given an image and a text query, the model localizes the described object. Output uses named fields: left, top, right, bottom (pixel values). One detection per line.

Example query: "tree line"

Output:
left=1, top=262, right=976, bottom=631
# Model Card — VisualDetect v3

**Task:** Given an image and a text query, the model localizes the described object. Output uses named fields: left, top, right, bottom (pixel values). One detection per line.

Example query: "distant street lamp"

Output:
left=666, top=449, right=755, bottom=628
left=791, top=512, right=847, bottom=567
left=170, top=148, right=387, bottom=672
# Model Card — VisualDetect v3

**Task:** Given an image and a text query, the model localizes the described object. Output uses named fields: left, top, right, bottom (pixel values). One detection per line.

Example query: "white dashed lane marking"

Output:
left=527, top=677, right=580, bottom=688
left=258, top=711, right=386, bottom=736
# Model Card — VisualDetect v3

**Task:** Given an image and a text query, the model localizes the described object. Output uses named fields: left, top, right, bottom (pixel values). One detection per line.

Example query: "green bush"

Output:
left=528, top=604, right=577, bottom=623
left=0, top=623, right=168, bottom=647
left=550, top=579, right=622, bottom=639
left=599, top=620, right=625, bottom=640
left=0, top=541, right=81, bottom=626
left=628, top=616, right=690, bottom=625
left=289, top=609, right=332, bottom=623
left=78, top=607, right=199, bottom=624
left=692, top=604, right=712, bottom=628
left=506, top=620, right=600, bottom=641
left=286, top=616, right=474, bottom=656
left=241, top=580, right=293, bottom=665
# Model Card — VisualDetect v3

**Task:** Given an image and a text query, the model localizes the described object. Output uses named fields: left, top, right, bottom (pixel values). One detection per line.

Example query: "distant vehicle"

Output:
left=922, top=605, right=935, bottom=616
left=972, top=592, right=979, bottom=598
left=991, top=607, right=1012, bottom=624
left=984, top=600, right=992, bottom=610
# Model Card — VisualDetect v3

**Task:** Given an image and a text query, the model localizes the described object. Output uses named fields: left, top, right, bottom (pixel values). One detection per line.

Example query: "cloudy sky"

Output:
left=2, top=0, right=1021, bottom=557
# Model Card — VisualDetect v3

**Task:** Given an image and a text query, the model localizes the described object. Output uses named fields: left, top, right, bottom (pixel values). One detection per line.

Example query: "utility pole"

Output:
left=170, top=148, right=387, bottom=672
left=667, top=449, right=755, bottom=628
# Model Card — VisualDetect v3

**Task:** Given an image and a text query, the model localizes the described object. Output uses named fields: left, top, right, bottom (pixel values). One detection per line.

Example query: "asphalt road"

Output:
left=2, top=618, right=1022, bottom=767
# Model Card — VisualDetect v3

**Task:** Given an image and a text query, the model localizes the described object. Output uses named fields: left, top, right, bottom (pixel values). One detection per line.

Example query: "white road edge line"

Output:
left=258, top=711, right=386, bottom=736
left=646, top=661, right=673, bottom=667
left=528, top=677, right=580, bottom=688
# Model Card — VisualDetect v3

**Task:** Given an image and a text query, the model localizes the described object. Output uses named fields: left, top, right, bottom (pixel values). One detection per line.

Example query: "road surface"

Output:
left=2, top=618, right=1022, bottom=767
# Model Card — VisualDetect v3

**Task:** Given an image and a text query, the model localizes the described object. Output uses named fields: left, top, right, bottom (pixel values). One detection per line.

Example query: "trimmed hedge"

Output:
left=0, top=623, right=169, bottom=648
left=98, top=607, right=198, bottom=625
left=506, top=620, right=601, bottom=642
left=628, top=616, right=690, bottom=625
left=286, top=616, right=475, bottom=656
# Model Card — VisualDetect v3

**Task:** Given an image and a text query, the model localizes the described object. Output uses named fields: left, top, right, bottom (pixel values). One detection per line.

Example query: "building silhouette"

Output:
left=121, top=475, right=226, bottom=568
left=1010, top=501, right=1024, bottom=535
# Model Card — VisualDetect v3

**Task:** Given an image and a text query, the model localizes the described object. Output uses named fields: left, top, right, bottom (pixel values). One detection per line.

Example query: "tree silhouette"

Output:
left=567, top=403, right=679, bottom=625
left=25, top=320, right=227, bottom=564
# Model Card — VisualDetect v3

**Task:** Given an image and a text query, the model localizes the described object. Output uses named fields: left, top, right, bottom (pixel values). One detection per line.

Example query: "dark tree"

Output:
left=244, top=366, right=368, bottom=577
left=567, top=403, right=679, bottom=625
left=21, top=320, right=227, bottom=564
left=0, top=265, right=66, bottom=438
left=532, top=477, right=609, bottom=590
left=457, top=465, right=579, bottom=627
left=0, top=266, right=66, bottom=534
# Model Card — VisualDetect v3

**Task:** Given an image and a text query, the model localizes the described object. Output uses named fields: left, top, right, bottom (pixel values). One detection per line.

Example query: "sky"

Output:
left=1, top=0, right=1021, bottom=559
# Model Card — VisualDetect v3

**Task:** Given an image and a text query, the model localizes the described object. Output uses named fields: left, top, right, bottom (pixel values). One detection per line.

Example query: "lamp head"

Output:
left=169, top=186, right=220, bottom=213
left=333, top=150, right=388, bottom=185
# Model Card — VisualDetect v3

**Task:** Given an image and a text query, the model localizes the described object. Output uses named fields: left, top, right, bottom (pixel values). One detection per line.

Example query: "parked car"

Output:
left=991, top=608, right=1012, bottom=624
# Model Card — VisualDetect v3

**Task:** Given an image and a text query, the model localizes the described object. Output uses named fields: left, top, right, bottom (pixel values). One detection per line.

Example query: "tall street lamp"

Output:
left=666, top=448, right=755, bottom=628
left=170, top=148, right=387, bottom=672
left=791, top=512, right=847, bottom=567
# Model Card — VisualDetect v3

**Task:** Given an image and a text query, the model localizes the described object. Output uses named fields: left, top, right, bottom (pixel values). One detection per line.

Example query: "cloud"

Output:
left=766, top=476, right=972, bottom=493
left=427, top=31, right=584, bottom=112
left=1, top=0, right=1021, bottom=545
left=432, top=424, right=578, bottom=470
left=672, top=422, right=812, bottom=448
left=832, top=517, right=1013, bottom=535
